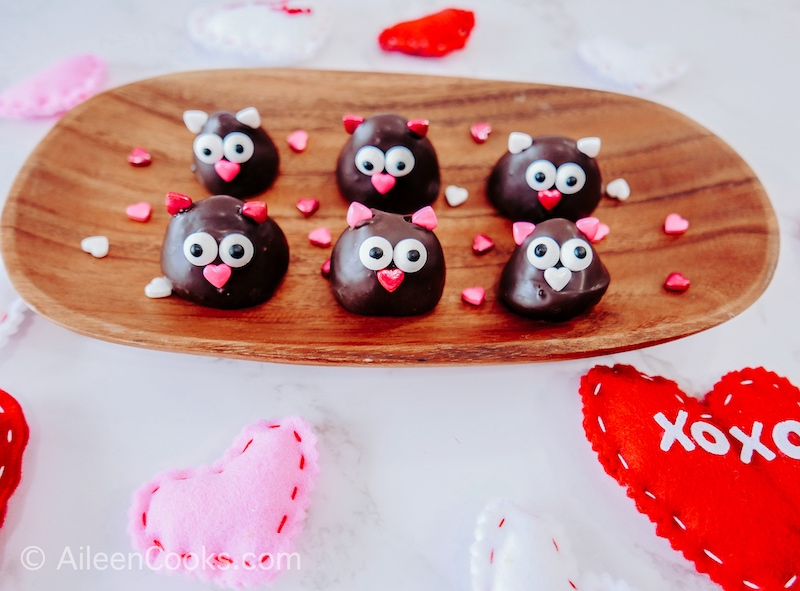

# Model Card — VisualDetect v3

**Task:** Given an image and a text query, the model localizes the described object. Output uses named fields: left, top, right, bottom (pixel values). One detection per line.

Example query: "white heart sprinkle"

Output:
left=445, top=184, right=469, bottom=207
left=605, top=178, right=631, bottom=201
left=144, top=276, right=173, bottom=299
left=544, top=267, right=572, bottom=292
left=508, top=131, right=533, bottom=154
left=80, top=236, right=109, bottom=258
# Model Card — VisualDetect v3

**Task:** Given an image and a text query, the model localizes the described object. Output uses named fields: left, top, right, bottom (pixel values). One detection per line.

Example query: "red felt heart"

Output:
left=580, top=365, right=800, bottom=591
left=378, top=8, right=475, bottom=58
left=0, top=388, right=29, bottom=526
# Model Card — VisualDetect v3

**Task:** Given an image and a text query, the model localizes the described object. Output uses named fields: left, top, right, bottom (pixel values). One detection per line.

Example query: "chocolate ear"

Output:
left=406, top=118, right=429, bottom=138
left=346, top=202, right=373, bottom=228
left=343, top=114, right=365, bottom=134
left=183, top=110, right=209, bottom=134
left=512, top=221, right=536, bottom=245
left=166, top=192, right=193, bottom=216
left=241, top=201, right=268, bottom=223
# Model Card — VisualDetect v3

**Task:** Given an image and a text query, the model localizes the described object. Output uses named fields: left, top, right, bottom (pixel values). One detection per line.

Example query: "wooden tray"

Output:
left=0, top=69, right=778, bottom=365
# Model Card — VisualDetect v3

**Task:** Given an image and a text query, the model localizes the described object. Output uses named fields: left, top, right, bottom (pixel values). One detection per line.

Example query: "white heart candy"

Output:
left=544, top=267, right=572, bottom=292
left=445, top=184, right=469, bottom=207
left=80, top=235, right=109, bottom=258
left=605, top=178, right=631, bottom=201
left=144, top=276, right=172, bottom=299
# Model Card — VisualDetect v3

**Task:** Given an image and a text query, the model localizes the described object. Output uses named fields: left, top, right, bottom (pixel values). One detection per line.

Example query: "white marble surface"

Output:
left=1, top=1, right=799, bottom=590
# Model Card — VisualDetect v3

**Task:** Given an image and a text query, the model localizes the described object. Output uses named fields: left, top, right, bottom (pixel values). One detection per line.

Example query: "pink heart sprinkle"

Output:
left=512, top=222, right=536, bottom=246
left=308, top=227, right=331, bottom=247
left=127, top=147, right=152, bottom=167
left=287, top=129, right=309, bottom=153
left=371, top=173, right=396, bottom=195
left=472, top=234, right=495, bottom=254
left=537, top=189, right=562, bottom=211
left=462, top=286, right=486, bottom=306
left=411, top=206, right=438, bottom=230
left=296, top=198, right=320, bottom=217
left=664, top=272, right=690, bottom=292
left=125, top=201, right=152, bottom=223
left=470, top=122, right=491, bottom=144
left=203, top=264, right=232, bottom=288
left=593, top=223, right=610, bottom=243
left=664, top=213, right=689, bottom=235
left=575, top=217, right=600, bottom=241
left=321, top=258, right=331, bottom=277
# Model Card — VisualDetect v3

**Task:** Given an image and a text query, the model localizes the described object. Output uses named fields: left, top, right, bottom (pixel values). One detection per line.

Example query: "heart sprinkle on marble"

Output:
left=81, top=236, right=109, bottom=258
left=308, top=227, right=331, bottom=247
left=470, top=122, right=491, bottom=144
left=472, top=234, right=495, bottom=254
left=664, top=213, right=689, bottom=235
left=287, top=129, right=309, bottom=153
left=145, top=277, right=173, bottom=299
left=127, top=147, right=152, bottom=167
left=664, top=272, right=690, bottom=292
left=445, top=184, right=469, bottom=207
left=126, top=201, right=152, bottom=222
left=462, top=286, right=485, bottom=306
left=296, top=198, right=320, bottom=217
left=605, top=178, right=630, bottom=200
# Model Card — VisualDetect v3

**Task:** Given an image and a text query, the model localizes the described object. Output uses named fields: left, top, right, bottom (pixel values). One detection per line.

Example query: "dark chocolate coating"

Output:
left=190, top=111, right=279, bottom=199
left=329, top=208, right=445, bottom=316
left=336, top=113, right=440, bottom=214
left=500, top=218, right=610, bottom=321
left=161, top=195, right=289, bottom=309
left=487, top=135, right=602, bottom=223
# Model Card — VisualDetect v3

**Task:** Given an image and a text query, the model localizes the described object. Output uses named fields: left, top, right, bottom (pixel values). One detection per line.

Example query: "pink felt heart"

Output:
left=470, top=122, right=492, bottom=144
left=664, top=213, right=689, bottom=235
left=580, top=365, right=800, bottom=591
left=308, top=227, right=331, bottom=247
left=129, top=417, right=319, bottom=588
left=126, top=201, right=153, bottom=223
left=203, top=264, right=232, bottom=288
left=461, top=286, right=485, bottom=306
left=0, top=54, right=106, bottom=119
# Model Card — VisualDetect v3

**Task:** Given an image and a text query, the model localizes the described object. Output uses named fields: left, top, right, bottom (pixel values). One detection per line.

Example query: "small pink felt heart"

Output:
left=0, top=54, right=106, bottom=119
left=472, top=234, right=495, bottom=254
left=664, top=213, right=689, bottom=235
left=308, top=227, right=331, bottom=247
left=129, top=417, right=319, bottom=588
left=287, top=129, right=309, bottom=153
left=127, top=147, right=152, bottom=167
left=664, top=272, right=690, bottom=292
left=461, top=286, right=485, bottom=306
left=296, top=198, right=319, bottom=217
left=203, top=264, right=232, bottom=288
left=126, top=201, right=152, bottom=223
left=470, top=122, right=491, bottom=144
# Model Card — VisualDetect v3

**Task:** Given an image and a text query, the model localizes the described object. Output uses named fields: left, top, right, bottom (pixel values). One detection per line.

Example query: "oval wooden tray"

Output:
left=0, top=69, right=778, bottom=365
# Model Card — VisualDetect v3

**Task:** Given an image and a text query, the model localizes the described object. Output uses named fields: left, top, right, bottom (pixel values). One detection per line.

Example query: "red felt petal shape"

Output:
left=0, top=388, right=29, bottom=526
left=378, top=8, right=476, bottom=58
left=579, top=365, right=800, bottom=591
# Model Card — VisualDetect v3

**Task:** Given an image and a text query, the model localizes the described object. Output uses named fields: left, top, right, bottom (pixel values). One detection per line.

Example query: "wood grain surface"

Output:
left=0, top=69, right=779, bottom=365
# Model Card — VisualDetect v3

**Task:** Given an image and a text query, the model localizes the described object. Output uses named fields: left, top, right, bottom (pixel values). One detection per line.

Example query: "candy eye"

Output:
left=525, top=160, right=557, bottom=191
left=384, top=146, right=415, bottom=177
left=560, top=238, right=593, bottom=271
left=393, top=238, right=427, bottom=273
left=555, top=163, right=587, bottom=194
left=222, top=132, right=255, bottom=163
left=526, top=236, right=560, bottom=270
left=219, top=233, right=255, bottom=268
left=193, top=133, right=224, bottom=164
left=183, top=232, right=218, bottom=266
left=358, top=236, right=393, bottom=270
left=354, top=146, right=385, bottom=176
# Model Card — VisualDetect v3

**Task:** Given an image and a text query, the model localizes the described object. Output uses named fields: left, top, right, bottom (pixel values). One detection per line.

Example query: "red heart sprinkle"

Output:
left=296, top=198, right=319, bottom=217
left=580, top=365, right=800, bottom=591
left=127, top=147, right=152, bottom=166
left=472, top=234, right=495, bottom=254
left=376, top=268, right=404, bottom=292
left=665, top=272, right=690, bottom=292
left=470, top=122, right=491, bottom=144
left=378, top=8, right=476, bottom=58
left=321, top=258, right=331, bottom=278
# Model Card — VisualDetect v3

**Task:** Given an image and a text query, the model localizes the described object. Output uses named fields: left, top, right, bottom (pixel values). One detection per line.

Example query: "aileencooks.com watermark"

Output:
left=20, top=544, right=301, bottom=573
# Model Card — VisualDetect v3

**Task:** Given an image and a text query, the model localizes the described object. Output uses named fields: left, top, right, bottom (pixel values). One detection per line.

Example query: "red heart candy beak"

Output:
left=371, top=173, right=396, bottom=195
left=377, top=268, right=404, bottom=292
left=537, top=189, right=562, bottom=210
left=214, top=160, right=241, bottom=182
left=203, top=264, right=232, bottom=288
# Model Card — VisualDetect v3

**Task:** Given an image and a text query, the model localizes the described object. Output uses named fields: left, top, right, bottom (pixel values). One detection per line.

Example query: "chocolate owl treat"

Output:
left=329, top=203, right=445, bottom=316
left=336, top=113, right=440, bottom=214
left=500, top=218, right=610, bottom=321
left=488, top=133, right=603, bottom=223
left=183, top=107, right=279, bottom=199
left=161, top=193, right=289, bottom=309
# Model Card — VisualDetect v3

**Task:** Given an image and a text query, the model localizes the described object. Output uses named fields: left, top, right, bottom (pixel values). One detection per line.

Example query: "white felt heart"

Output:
left=144, top=277, right=173, bottom=299
left=81, top=235, right=109, bottom=258
left=544, top=267, right=571, bottom=292
left=445, top=184, right=469, bottom=207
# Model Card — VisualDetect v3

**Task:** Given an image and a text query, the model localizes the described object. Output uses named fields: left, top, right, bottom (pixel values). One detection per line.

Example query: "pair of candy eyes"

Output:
left=355, top=145, right=415, bottom=178
left=194, top=132, right=254, bottom=164
left=183, top=232, right=255, bottom=268
left=525, top=160, right=587, bottom=194
left=359, top=236, right=428, bottom=273
left=527, top=236, right=594, bottom=271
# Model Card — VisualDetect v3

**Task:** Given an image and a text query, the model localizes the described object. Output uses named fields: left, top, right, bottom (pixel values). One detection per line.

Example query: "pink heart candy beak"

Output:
left=203, top=264, right=232, bottom=288
left=537, top=189, right=562, bottom=211
left=371, top=173, right=396, bottom=195
left=377, top=268, right=404, bottom=292
left=214, top=160, right=241, bottom=182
